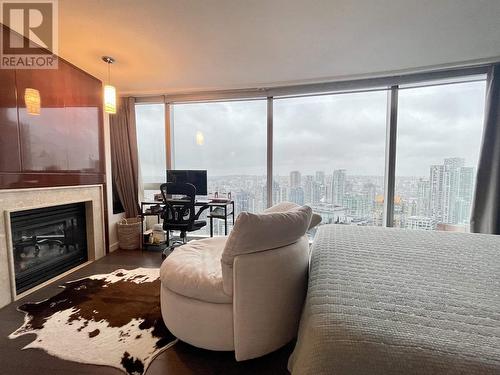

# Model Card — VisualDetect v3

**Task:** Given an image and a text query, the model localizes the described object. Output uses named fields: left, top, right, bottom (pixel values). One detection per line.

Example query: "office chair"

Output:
left=160, top=182, right=207, bottom=257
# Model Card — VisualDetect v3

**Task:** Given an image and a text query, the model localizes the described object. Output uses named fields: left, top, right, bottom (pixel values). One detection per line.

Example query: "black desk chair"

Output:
left=160, top=182, right=207, bottom=256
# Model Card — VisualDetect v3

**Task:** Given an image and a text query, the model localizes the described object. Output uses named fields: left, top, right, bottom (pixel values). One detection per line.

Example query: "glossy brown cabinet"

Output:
left=0, top=59, right=105, bottom=188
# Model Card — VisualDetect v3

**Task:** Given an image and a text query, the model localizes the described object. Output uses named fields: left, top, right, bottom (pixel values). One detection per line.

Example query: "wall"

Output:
left=0, top=27, right=109, bottom=251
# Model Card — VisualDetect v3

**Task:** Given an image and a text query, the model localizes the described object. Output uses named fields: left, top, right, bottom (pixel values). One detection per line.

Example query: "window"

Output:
left=171, top=99, right=267, bottom=235
left=135, top=104, right=166, bottom=201
left=394, top=79, right=486, bottom=232
left=273, top=91, right=388, bottom=228
left=133, top=68, right=489, bottom=237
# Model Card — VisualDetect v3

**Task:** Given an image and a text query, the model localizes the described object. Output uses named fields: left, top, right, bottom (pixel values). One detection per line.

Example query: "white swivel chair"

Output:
left=160, top=203, right=321, bottom=361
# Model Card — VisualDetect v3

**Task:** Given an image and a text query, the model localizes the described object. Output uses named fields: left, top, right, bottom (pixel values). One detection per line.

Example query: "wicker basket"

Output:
left=117, top=217, right=143, bottom=250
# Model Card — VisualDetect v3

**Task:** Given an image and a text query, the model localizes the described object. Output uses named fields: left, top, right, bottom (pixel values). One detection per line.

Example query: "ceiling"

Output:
left=58, top=0, right=500, bottom=95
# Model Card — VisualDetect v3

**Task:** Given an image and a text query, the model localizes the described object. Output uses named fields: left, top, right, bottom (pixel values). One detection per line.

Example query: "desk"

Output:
left=205, top=201, right=235, bottom=237
left=140, top=200, right=235, bottom=250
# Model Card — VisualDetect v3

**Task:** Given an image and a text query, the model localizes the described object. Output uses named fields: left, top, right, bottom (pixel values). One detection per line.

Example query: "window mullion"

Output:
left=383, top=86, right=398, bottom=227
left=266, top=97, right=273, bottom=208
left=165, top=102, right=173, bottom=170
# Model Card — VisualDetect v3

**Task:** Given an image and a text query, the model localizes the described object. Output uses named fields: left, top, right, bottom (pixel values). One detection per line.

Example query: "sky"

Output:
left=136, top=79, right=486, bottom=182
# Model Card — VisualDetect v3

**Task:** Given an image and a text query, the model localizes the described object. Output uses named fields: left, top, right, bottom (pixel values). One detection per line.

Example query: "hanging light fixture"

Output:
left=102, top=56, right=116, bottom=114
left=24, top=88, right=41, bottom=115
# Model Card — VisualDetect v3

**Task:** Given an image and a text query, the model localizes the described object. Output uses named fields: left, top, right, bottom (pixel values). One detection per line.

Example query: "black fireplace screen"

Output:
left=11, top=203, right=88, bottom=294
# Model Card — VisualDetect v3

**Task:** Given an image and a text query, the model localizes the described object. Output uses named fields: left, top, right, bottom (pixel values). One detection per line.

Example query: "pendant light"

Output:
left=24, top=88, right=41, bottom=115
left=102, top=56, right=116, bottom=114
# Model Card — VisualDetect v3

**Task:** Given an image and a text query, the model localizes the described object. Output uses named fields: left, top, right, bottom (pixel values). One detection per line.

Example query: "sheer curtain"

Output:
left=471, top=64, right=500, bottom=234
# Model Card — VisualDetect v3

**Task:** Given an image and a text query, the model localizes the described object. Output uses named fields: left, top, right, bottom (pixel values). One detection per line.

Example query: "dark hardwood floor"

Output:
left=0, top=249, right=292, bottom=375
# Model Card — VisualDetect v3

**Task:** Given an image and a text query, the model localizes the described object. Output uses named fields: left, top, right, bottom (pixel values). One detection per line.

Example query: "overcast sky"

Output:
left=136, top=80, right=486, bottom=181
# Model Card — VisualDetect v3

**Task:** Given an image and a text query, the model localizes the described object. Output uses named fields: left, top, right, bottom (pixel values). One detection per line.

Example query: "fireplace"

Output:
left=10, top=203, right=88, bottom=294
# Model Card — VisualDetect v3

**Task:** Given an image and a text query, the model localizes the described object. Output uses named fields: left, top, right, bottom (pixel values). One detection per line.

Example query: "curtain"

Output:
left=471, top=64, right=500, bottom=234
left=110, top=97, right=140, bottom=218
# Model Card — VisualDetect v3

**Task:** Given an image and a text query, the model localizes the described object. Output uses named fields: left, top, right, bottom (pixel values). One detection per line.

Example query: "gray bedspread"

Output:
left=288, top=225, right=500, bottom=375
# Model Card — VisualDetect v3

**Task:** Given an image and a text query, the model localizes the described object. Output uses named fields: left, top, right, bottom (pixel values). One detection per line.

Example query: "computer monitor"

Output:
left=166, top=170, right=208, bottom=196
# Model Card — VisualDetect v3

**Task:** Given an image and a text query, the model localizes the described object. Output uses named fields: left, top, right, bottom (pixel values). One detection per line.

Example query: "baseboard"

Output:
left=109, top=242, right=120, bottom=252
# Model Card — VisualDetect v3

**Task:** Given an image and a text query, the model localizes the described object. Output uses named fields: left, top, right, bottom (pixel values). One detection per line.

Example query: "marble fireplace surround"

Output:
left=0, top=185, right=106, bottom=308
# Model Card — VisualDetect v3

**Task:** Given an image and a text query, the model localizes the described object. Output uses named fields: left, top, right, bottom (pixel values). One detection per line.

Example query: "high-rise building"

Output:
left=259, top=184, right=267, bottom=211
left=312, top=181, right=322, bottom=204
left=315, top=171, right=325, bottom=185
left=234, top=191, right=254, bottom=213
left=304, top=175, right=314, bottom=204
left=325, top=176, right=331, bottom=204
left=428, top=158, right=474, bottom=226
left=280, top=186, right=288, bottom=202
left=429, top=165, right=444, bottom=221
left=290, top=171, right=301, bottom=188
left=331, top=169, right=346, bottom=205
left=442, top=158, right=464, bottom=223
left=289, top=187, right=305, bottom=205
left=362, top=183, right=377, bottom=214
left=343, top=193, right=370, bottom=219
left=456, top=166, right=475, bottom=224
left=416, top=178, right=430, bottom=216
left=458, top=167, right=474, bottom=201
left=269, top=180, right=281, bottom=206
left=444, top=157, right=465, bottom=169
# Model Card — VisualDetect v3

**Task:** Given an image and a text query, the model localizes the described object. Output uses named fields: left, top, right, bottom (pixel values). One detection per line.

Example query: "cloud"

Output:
left=136, top=79, right=486, bottom=181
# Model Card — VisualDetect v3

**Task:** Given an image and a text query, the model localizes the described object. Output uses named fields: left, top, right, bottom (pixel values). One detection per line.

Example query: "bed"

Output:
left=288, top=224, right=500, bottom=375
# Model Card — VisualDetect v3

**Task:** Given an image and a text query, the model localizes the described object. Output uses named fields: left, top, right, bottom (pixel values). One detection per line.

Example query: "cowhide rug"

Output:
left=9, top=268, right=177, bottom=375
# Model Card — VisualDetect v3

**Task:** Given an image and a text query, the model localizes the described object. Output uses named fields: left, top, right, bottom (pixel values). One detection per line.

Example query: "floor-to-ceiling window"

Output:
left=273, top=91, right=388, bottom=228
left=171, top=99, right=267, bottom=235
left=134, top=69, right=489, bottom=237
left=394, top=79, right=486, bottom=232
left=135, top=103, right=166, bottom=201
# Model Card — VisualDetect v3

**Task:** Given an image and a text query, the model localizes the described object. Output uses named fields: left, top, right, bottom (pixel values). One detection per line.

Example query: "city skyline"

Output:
left=168, top=156, right=476, bottom=236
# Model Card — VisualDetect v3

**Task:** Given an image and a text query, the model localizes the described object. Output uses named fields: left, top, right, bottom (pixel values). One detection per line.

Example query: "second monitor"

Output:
left=166, top=170, right=207, bottom=196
